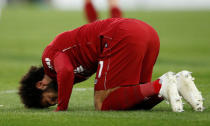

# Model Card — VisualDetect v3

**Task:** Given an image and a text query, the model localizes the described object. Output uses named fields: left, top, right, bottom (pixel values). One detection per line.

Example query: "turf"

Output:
left=0, top=5, right=210, bottom=126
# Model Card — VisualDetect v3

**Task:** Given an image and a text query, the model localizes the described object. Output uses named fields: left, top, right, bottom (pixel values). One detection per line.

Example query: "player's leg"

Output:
left=137, top=28, right=183, bottom=112
left=94, top=33, right=153, bottom=110
left=124, top=22, right=162, bottom=110
left=127, top=29, right=163, bottom=110
left=139, top=28, right=160, bottom=84
left=100, top=72, right=184, bottom=112
left=97, top=79, right=161, bottom=110
left=95, top=19, right=183, bottom=112
left=108, top=0, right=122, bottom=18
left=84, top=0, right=98, bottom=23
left=94, top=20, right=158, bottom=111
left=94, top=32, right=162, bottom=111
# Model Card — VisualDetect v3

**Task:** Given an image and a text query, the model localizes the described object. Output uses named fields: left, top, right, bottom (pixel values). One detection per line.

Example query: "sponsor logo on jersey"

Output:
left=45, top=58, right=53, bottom=70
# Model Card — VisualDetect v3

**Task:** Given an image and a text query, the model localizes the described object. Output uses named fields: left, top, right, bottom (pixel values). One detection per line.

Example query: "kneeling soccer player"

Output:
left=18, top=18, right=204, bottom=112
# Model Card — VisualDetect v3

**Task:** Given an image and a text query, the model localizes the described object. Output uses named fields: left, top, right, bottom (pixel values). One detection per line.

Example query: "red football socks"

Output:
left=101, top=80, right=162, bottom=110
left=140, top=79, right=161, bottom=97
left=85, top=2, right=122, bottom=22
left=85, top=2, right=98, bottom=23
left=110, top=7, right=122, bottom=18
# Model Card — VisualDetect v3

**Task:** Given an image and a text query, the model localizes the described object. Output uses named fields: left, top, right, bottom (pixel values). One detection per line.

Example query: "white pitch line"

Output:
left=0, top=90, right=17, bottom=94
left=0, top=88, right=93, bottom=94
left=74, top=88, right=93, bottom=91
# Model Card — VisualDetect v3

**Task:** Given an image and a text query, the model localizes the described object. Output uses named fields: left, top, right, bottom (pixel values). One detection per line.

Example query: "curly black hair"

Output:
left=19, top=66, right=45, bottom=108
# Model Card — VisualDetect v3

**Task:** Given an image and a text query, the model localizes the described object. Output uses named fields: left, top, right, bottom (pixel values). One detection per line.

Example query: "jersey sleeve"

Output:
left=42, top=58, right=56, bottom=79
left=53, top=52, right=74, bottom=111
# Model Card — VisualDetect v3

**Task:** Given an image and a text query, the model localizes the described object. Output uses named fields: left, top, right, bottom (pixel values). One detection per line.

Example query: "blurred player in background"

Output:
left=0, top=0, right=7, bottom=20
left=0, top=0, right=4, bottom=20
left=84, top=0, right=122, bottom=22
left=0, top=7, right=1, bottom=20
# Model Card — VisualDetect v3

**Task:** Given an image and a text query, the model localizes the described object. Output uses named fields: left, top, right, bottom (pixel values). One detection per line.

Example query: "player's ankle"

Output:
left=153, top=79, right=161, bottom=94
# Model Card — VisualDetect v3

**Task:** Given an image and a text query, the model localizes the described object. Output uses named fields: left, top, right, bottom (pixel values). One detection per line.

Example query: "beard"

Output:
left=44, top=80, right=58, bottom=92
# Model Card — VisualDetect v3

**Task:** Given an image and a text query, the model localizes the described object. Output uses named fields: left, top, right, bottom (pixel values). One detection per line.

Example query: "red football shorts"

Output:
left=94, top=19, right=160, bottom=91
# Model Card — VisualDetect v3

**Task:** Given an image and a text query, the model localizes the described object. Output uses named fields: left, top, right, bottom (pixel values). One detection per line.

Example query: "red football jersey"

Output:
left=42, top=18, right=160, bottom=111
left=42, top=18, right=128, bottom=111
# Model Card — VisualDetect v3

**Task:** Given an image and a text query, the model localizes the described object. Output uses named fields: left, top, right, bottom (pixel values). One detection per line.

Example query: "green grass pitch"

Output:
left=0, top=6, right=210, bottom=126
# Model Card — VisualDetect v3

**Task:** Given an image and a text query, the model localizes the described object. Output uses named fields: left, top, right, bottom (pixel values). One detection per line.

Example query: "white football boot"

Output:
left=176, top=70, right=204, bottom=112
left=159, top=72, right=184, bottom=112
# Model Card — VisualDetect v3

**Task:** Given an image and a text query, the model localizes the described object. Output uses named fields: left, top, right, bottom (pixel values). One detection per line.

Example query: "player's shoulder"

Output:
left=53, top=31, right=72, bottom=41
left=42, top=45, right=56, bottom=60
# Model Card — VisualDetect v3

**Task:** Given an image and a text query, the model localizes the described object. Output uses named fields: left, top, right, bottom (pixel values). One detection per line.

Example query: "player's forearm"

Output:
left=56, top=69, right=74, bottom=111
left=54, top=52, right=75, bottom=111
